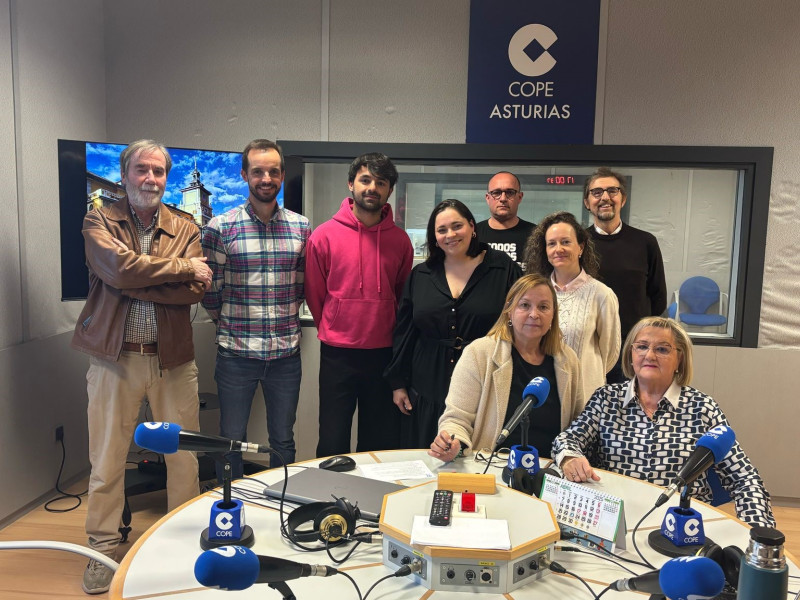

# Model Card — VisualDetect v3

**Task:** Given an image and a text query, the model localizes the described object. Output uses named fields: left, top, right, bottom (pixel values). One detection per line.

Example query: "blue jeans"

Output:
left=214, top=347, right=301, bottom=479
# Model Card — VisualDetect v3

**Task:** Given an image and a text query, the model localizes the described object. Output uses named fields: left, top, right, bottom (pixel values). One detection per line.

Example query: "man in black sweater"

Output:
left=583, top=167, right=667, bottom=383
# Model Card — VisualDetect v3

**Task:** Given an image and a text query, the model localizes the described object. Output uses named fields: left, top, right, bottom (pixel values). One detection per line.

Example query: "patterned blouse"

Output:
left=552, top=379, right=775, bottom=527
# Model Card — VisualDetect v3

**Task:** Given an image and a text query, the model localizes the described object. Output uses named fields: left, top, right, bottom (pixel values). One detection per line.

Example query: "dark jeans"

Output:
left=214, top=347, right=301, bottom=479
left=316, top=343, right=400, bottom=457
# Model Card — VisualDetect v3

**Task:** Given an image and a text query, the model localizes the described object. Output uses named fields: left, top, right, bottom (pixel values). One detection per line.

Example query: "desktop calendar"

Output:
left=539, top=474, right=627, bottom=551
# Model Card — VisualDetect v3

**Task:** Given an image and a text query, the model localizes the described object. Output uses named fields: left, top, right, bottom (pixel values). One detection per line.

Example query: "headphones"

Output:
left=285, top=496, right=361, bottom=544
left=696, top=541, right=744, bottom=591
left=502, top=466, right=560, bottom=498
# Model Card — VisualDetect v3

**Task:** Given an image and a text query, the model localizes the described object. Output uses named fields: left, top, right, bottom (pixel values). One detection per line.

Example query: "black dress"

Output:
left=384, top=244, right=522, bottom=448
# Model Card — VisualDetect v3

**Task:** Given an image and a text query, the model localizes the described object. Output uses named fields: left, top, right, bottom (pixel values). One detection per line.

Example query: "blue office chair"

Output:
left=668, top=276, right=727, bottom=328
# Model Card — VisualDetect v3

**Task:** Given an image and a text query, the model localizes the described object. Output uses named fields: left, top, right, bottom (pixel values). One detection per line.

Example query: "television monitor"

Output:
left=58, top=139, right=282, bottom=301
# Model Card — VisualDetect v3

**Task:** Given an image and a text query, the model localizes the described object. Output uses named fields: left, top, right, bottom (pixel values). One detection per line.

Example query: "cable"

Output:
left=44, top=437, right=87, bottom=513
left=558, top=533, right=651, bottom=569
left=362, top=573, right=395, bottom=600
left=334, top=570, right=363, bottom=600
left=547, top=560, right=599, bottom=599
left=363, top=561, right=422, bottom=600
left=555, top=545, right=639, bottom=576
left=631, top=504, right=659, bottom=569
left=594, top=584, right=613, bottom=599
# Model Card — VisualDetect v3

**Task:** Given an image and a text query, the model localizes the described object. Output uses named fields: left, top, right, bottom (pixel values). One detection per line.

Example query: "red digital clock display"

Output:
left=546, top=176, right=576, bottom=185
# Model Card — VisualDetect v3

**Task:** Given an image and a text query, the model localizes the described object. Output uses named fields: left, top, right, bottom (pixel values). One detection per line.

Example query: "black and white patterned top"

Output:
left=552, top=379, right=775, bottom=527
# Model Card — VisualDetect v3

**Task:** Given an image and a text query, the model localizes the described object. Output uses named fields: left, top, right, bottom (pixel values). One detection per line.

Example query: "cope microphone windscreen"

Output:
left=659, top=556, right=725, bottom=600
left=695, top=425, right=735, bottom=463
left=194, top=546, right=259, bottom=591
left=522, top=376, right=550, bottom=408
left=134, top=422, right=181, bottom=454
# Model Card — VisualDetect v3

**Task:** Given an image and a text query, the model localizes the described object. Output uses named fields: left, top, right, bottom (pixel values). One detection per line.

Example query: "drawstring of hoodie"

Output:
left=357, top=223, right=364, bottom=290
left=376, top=226, right=382, bottom=293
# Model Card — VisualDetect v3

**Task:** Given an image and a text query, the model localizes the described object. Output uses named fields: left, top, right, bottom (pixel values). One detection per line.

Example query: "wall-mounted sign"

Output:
left=466, top=0, right=601, bottom=144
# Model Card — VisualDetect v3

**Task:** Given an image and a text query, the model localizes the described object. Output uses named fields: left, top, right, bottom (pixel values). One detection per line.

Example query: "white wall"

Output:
left=2, top=0, right=800, bottom=525
left=0, top=0, right=105, bottom=524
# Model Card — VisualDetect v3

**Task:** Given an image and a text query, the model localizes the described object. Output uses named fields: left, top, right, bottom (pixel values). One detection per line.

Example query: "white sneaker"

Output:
left=82, top=559, right=113, bottom=595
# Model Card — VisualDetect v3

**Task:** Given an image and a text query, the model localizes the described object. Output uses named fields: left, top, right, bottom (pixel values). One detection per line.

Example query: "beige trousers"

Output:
left=85, top=352, right=200, bottom=556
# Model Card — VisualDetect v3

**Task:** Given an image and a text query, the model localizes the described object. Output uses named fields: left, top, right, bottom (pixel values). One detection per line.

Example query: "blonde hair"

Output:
left=487, top=274, right=562, bottom=356
left=621, top=316, right=693, bottom=385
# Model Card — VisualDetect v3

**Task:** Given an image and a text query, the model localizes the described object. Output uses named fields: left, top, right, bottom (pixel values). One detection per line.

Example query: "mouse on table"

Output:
left=318, top=455, right=356, bottom=472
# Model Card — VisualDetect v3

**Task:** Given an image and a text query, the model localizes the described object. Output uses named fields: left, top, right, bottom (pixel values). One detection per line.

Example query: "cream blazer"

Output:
left=437, top=335, right=584, bottom=455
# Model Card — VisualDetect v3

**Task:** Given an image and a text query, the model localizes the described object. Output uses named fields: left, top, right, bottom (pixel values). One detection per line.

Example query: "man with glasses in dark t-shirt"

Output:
left=583, top=167, right=667, bottom=384
left=476, top=171, right=535, bottom=269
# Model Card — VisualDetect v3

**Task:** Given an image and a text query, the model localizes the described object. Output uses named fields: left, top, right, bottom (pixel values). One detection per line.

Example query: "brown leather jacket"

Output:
left=71, top=198, right=205, bottom=369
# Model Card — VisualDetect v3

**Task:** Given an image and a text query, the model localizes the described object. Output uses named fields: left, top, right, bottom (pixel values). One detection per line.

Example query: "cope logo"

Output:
left=142, top=422, right=166, bottom=430
left=508, top=24, right=558, bottom=77
left=665, top=513, right=676, bottom=532
left=215, top=512, right=234, bottom=531
left=707, top=425, right=729, bottom=439
left=210, top=546, right=238, bottom=558
left=683, top=519, right=700, bottom=537
left=520, top=453, right=537, bottom=469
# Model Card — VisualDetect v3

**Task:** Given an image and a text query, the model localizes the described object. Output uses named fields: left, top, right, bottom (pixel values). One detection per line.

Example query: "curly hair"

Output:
left=522, top=211, right=600, bottom=277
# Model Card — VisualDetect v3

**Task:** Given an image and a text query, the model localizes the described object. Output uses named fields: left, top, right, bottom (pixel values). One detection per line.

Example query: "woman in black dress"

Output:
left=385, top=199, right=522, bottom=448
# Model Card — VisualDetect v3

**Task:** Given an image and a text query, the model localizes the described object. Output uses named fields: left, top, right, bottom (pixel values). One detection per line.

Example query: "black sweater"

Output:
left=587, top=223, right=667, bottom=338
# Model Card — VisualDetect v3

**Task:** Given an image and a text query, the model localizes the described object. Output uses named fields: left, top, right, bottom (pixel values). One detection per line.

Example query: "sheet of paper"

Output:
left=358, top=460, right=436, bottom=482
left=410, top=515, right=511, bottom=550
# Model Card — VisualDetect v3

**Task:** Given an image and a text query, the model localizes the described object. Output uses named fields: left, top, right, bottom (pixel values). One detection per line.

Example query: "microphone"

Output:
left=610, top=556, right=724, bottom=598
left=194, top=546, right=338, bottom=590
left=495, top=377, right=550, bottom=446
left=134, top=422, right=270, bottom=455
left=655, top=425, right=735, bottom=507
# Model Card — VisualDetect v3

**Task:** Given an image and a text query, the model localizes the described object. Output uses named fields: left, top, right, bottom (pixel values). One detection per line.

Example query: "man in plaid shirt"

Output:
left=202, top=139, right=310, bottom=477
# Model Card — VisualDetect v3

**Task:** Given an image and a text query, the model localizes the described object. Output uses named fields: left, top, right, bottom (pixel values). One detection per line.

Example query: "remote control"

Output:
left=428, top=489, right=453, bottom=526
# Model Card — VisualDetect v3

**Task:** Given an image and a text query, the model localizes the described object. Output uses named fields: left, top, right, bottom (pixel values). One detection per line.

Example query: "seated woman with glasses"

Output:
left=427, top=274, right=585, bottom=462
left=552, top=316, right=774, bottom=527
left=522, top=211, right=620, bottom=404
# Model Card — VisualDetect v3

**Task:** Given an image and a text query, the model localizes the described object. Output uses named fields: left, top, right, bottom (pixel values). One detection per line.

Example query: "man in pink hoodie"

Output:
left=305, top=153, right=413, bottom=457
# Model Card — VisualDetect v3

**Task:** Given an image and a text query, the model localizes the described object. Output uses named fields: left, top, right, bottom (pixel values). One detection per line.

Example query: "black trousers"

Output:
left=316, top=343, right=401, bottom=457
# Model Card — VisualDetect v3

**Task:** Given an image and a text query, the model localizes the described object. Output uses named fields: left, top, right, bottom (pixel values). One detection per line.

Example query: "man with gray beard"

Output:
left=71, top=139, right=212, bottom=594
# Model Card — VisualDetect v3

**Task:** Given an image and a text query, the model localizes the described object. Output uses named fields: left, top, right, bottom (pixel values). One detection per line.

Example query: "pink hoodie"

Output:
left=305, top=198, right=413, bottom=349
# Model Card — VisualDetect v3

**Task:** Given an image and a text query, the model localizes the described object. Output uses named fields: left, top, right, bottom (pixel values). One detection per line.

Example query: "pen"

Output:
left=445, top=433, right=455, bottom=452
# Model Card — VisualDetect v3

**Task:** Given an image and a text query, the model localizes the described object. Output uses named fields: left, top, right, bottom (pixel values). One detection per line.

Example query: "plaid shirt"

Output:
left=202, top=203, right=310, bottom=360
left=124, top=205, right=158, bottom=344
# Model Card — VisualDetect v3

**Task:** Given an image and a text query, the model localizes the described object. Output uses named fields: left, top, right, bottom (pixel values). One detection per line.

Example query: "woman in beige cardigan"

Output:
left=429, top=274, right=585, bottom=461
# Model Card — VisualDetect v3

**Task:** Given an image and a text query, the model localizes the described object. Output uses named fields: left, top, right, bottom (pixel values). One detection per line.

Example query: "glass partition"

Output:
left=280, top=142, right=772, bottom=347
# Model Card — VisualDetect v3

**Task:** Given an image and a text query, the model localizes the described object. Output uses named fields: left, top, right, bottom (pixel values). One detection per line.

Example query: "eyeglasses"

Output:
left=588, top=186, right=622, bottom=199
left=632, top=342, right=677, bottom=357
left=487, top=188, right=519, bottom=199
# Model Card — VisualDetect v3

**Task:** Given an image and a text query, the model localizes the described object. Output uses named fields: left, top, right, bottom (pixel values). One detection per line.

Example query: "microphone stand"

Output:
left=200, top=456, right=255, bottom=549
left=519, top=412, right=532, bottom=453
left=268, top=581, right=297, bottom=600
left=647, top=486, right=711, bottom=558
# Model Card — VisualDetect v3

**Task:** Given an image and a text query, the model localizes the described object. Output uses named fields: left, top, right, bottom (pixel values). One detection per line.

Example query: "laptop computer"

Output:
left=262, top=467, right=406, bottom=523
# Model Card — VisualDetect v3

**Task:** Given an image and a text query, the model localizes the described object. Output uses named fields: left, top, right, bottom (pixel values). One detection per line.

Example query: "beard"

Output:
left=596, top=207, right=617, bottom=221
left=127, top=183, right=163, bottom=210
left=352, top=190, right=385, bottom=213
left=249, top=181, right=279, bottom=204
